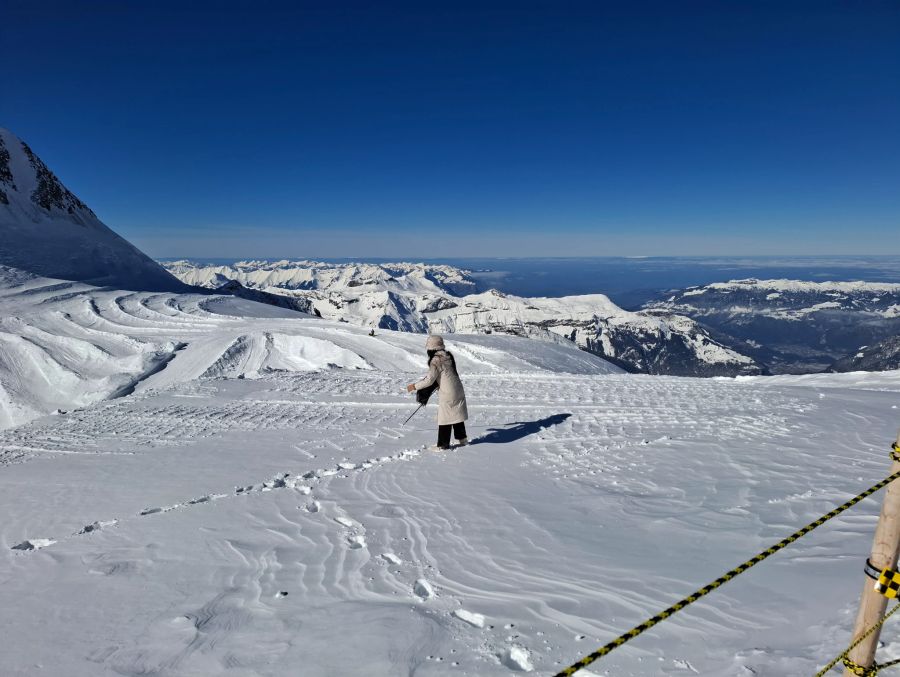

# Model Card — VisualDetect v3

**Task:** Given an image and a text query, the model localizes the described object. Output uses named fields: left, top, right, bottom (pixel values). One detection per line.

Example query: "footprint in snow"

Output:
left=12, top=539, right=56, bottom=551
left=501, top=645, right=533, bottom=672
left=414, top=579, right=435, bottom=599
left=77, top=519, right=118, bottom=535
left=673, top=659, right=699, bottom=673
left=141, top=505, right=179, bottom=516
left=453, top=609, right=486, bottom=628
left=188, top=494, right=225, bottom=505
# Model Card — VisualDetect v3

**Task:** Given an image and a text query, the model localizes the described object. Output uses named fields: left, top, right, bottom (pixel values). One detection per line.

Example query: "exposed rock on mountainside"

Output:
left=19, top=141, right=94, bottom=217
left=164, top=260, right=763, bottom=377
left=645, top=278, right=900, bottom=373
left=0, top=128, right=185, bottom=292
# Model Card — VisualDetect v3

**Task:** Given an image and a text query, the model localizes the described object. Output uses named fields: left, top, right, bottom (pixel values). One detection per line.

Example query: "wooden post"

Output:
left=844, top=430, right=900, bottom=676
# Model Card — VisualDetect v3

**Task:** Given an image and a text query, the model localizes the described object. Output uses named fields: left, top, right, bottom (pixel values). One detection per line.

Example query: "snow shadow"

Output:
left=474, top=413, right=571, bottom=445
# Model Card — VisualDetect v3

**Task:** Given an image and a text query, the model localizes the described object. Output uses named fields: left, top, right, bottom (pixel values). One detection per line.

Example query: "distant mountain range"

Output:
left=162, top=260, right=764, bottom=377
left=828, top=335, right=900, bottom=373
left=645, top=279, right=900, bottom=373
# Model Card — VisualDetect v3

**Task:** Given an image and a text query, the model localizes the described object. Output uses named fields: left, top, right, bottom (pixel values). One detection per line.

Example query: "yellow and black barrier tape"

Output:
left=841, top=654, right=900, bottom=677
left=554, top=466, right=900, bottom=677
left=814, top=602, right=900, bottom=676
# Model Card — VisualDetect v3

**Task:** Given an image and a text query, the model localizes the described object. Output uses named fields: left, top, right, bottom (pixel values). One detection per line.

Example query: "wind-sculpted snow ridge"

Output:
left=2, top=365, right=899, bottom=675
left=0, top=128, right=185, bottom=292
left=0, top=268, right=619, bottom=430
left=647, top=278, right=900, bottom=374
left=165, top=260, right=762, bottom=377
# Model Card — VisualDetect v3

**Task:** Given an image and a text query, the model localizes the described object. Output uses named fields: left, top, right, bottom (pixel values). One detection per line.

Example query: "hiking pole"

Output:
left=402, top=404, right=424, bottom=426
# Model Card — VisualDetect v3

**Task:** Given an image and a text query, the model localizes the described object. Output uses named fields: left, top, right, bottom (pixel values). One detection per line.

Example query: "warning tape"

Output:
left=842, top=655, right=900, bottom=677
left=815, top=602, right=900, bottom=676
left=554, top=460, right=900, bottom=677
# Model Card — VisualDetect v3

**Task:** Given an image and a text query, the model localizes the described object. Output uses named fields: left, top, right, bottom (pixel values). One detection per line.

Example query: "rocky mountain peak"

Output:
left=0, top=128, right=185, bottom=291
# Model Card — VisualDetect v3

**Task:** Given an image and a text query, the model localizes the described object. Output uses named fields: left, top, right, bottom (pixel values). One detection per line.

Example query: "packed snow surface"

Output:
left=1, top=273, right=900, bottom=675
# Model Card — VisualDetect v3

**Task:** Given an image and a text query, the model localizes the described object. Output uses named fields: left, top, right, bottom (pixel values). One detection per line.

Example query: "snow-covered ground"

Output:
left=2, top=274, right=900, bottom=676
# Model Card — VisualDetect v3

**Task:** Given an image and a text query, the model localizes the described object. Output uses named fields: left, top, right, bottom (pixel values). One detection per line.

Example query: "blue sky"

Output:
left=2, top=1, right=898, bottom=257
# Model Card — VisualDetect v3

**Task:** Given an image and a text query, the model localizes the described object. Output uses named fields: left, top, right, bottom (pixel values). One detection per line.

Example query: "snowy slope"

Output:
left=0, top=267, right=620, bottom=430
left=165, top=260, right=762, bottom=377
left=1, top=337, right=899, bottom=676
left=0, top=128, right=184, bottom=291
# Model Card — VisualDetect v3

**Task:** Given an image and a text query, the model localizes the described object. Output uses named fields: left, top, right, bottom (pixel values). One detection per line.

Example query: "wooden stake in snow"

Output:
left=844, top=429, right=900, bottom=676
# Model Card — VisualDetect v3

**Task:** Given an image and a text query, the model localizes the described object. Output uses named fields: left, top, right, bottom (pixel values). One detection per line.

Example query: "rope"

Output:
left=842, top=656, right=900, bottom=677
left=814, top=602, right=900, bottom=676
left=554, top=464, right=900, bottom=677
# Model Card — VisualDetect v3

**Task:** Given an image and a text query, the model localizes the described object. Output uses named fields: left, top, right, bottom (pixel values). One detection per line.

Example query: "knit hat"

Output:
left=425, top=335, right=445, bottom=351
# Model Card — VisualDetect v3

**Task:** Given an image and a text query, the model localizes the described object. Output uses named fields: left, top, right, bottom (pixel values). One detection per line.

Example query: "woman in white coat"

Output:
left=407, top=335, right=469, bottom=450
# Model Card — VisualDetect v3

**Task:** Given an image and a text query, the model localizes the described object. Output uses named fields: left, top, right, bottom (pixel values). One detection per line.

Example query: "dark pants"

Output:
left=437, top=422, right=467, bottom=448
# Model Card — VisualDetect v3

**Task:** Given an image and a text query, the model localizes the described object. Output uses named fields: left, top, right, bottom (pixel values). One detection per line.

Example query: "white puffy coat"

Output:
left=414, top=350, right=469, bottom=425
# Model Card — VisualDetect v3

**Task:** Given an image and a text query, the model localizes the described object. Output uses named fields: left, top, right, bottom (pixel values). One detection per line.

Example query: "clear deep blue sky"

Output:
left=2, top=1, right=898, bottom=257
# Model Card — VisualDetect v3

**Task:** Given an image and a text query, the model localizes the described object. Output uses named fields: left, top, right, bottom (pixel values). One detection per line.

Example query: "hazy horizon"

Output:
left=156, top=254, right=900, bottom=308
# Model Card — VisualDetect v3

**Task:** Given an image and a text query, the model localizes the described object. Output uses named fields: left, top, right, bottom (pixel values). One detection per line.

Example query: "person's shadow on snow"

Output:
left=472, top=413, right=571, bottom=445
